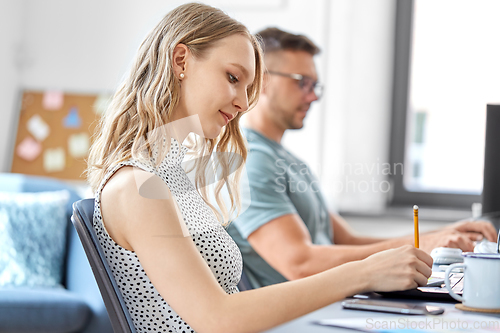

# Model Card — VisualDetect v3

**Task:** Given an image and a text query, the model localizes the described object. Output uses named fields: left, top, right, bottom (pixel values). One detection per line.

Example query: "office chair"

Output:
left=71, top=199, right=137, bottom=333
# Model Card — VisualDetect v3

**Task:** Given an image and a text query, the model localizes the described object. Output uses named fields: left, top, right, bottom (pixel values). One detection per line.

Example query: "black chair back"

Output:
left=71, top=199, right=136, bottom=333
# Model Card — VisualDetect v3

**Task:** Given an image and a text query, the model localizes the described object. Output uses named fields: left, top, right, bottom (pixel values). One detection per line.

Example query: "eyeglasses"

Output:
left=267, top=70, right=323, bottom=99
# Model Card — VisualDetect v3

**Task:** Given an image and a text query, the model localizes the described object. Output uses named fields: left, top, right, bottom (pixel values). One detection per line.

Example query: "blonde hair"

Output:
left=87, top=3, right=264, bottom=225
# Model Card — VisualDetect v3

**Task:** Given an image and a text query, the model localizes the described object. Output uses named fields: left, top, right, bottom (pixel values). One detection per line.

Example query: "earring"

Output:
left=179, top=73, right=185, bottom=79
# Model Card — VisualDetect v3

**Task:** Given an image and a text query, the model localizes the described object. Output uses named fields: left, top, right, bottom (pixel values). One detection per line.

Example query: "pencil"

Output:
left=413, top=205, right=419, bottom=248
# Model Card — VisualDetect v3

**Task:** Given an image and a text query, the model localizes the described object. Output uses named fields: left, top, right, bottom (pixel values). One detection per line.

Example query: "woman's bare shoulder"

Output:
left=100, top=166, right=145, bottom=214
left=100, top=166, right=187, bottom=251
left=100, top=166, right=138, bottom=250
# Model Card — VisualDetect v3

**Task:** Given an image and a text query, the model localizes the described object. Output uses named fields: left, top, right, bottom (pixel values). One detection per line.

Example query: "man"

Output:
left=226, top=27, right=497, bottom=289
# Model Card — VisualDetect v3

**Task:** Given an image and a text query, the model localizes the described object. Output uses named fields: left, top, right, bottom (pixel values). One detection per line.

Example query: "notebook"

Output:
left=377, top=271, right=463, bottom=302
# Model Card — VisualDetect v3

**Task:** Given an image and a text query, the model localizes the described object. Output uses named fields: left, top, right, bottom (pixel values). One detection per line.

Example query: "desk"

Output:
left=264, top=297, right=500, bottom=332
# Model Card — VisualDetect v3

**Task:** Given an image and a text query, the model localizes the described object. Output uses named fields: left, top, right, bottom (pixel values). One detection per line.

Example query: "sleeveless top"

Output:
left=93, top=139, right=243, bottom=332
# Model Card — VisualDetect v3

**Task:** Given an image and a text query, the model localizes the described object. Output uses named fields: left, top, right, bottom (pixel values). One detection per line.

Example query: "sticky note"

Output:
left=63, top=107, right=82, bottom=128
left=68, top=133, right=90, bottom=158
left=16, top=137, right=42, bottom=161
left=43, top=148, right=65, bottom=173
left=42, top=91, right=64, bottom=110
left=93, top=94, right=112, bottom=115
left=27, top=114, right=50, bottom=141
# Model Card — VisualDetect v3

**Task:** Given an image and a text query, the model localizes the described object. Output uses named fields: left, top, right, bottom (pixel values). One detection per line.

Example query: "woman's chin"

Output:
left=204, top=126, right=224, bottom=140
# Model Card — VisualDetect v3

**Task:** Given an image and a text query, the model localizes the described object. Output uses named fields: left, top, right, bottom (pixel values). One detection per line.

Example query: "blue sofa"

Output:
left=0, top=173, right=112, bottom=333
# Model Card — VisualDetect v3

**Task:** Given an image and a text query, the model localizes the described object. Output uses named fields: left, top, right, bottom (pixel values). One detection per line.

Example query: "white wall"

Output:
left=0, top=0, right=396, bottom=213
left=0, top=0, right=25, bottom=171
left=321, top=0, right=396, bottom=214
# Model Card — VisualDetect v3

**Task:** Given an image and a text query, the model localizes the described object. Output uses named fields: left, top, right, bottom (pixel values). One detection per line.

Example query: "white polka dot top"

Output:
left=93, top=138, right=243, bottom=332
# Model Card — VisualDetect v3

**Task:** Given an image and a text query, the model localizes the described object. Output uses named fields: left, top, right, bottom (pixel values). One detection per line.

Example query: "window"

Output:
left=390, top=0, right=500, bottom=208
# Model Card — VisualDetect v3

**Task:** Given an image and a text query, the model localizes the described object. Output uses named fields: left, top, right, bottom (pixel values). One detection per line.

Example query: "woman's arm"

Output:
left=101, top=167, right=432, bottom=333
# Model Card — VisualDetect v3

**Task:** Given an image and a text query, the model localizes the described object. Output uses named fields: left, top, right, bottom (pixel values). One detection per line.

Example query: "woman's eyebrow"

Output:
left=230, top=63, right=250, bottom=78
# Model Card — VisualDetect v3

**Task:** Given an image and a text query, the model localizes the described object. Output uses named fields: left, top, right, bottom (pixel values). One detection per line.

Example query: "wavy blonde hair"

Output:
left=87, top=3, right=263, bottom=225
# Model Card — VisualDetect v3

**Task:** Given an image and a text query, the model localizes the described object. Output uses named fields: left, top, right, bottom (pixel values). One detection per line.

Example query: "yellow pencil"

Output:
left=413, top=205, right=419, bottom=248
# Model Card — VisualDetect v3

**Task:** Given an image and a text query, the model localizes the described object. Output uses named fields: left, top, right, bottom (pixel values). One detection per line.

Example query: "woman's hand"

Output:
left=360, top=245, right=433, bottom=292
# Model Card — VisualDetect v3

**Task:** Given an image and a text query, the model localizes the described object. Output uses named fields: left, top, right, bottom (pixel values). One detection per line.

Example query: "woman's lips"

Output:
left=219, top=111, right=231, bottom=125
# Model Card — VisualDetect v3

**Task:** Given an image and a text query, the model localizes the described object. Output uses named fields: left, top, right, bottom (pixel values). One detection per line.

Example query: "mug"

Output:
left=445, top=253, right=500, bottom=309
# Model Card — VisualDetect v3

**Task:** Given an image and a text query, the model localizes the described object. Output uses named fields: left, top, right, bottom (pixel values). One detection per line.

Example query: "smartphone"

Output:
left=342, top=299, right=444, bottom=315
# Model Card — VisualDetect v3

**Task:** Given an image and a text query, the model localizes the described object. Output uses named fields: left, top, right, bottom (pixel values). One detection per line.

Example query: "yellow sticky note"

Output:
left=68, top=133, right=90, bottom=158
left=43, top=148, right=65, bottom=172
left=93, top=94, right=112, bottom=115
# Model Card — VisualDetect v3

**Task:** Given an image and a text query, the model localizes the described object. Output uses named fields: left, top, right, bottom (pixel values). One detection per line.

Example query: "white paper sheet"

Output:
left=68, top=133, right=90, bottom=158
left=43, top=147, right=65, bottom=172
left=27, top=114, right=50, bottom=141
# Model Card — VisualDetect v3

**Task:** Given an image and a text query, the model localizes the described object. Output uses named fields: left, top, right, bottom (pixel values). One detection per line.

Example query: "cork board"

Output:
left=11, top=90, right=109, bottom=180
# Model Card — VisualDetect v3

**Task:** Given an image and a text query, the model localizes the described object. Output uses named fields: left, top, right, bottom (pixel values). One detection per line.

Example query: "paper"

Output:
left=27, top=114, right=50, bottom=141
left=315, top=313, right=500, bottom=332
left=68, top=133, right=90, bottom=158
left=63, top=107, right=82, bottom=128
left=43, top=148, right=65, bottom=173
left=16, top=137, right=42, bottom=161
left=474, top=239, right=498, bottom=253
left=42, top=91, right=64, bottom=110
left=93, top=94, right=112, bottom=115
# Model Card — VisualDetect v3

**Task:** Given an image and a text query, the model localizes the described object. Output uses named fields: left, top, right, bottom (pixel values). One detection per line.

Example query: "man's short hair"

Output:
left=256, top=27, right=320, bottom=55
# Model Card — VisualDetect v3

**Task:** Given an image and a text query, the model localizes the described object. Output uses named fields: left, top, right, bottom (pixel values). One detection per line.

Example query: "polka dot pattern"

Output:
left=93, top=139, right=242, bottom=332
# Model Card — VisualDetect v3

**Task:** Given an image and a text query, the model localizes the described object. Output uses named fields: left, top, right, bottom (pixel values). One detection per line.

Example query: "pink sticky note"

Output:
left=43, top=91, right=64, bottom=110
left=16, top=137, right=42, bottom=161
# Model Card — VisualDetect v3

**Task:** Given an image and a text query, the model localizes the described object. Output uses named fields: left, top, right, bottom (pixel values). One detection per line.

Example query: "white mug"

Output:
left=445, top=253, right=500, bottom=309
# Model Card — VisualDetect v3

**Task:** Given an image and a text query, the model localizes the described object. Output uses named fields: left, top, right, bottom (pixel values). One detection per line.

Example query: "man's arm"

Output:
left=247, top=213, right=416, bottom=280
left=330, top=212, right=388, bottom=245
left=248, top=212, right=497, bottom=280
left=331, top=212, right=497, bottom=251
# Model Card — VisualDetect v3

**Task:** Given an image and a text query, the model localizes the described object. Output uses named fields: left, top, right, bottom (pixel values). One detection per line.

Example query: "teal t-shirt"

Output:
left=227, top=128, right=333, bottom=289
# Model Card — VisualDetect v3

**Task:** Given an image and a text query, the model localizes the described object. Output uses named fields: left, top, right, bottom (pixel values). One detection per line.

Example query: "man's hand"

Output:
left=419, top=219, right=497, bottom=253
left=442, top=219, right=497, bottom=242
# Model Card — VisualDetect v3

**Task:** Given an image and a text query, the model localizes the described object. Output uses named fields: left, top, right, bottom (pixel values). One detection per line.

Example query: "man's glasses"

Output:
left=268, top=70, right=323, bottom=99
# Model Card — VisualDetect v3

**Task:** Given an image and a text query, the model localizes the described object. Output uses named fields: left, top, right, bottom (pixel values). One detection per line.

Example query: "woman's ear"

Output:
left=172, top=43, right=189, bottom=79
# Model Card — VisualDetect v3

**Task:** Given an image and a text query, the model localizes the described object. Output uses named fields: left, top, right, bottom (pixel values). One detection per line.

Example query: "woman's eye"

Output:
left=228, top=73, right=239, bottom=83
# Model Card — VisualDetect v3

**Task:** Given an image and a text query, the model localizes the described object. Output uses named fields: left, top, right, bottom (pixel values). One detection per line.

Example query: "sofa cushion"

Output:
left=0, top=173, right=81, bottom=222
left=0, top=191, right=69, bottom=287
left=0, top=287, right=91, bottom=333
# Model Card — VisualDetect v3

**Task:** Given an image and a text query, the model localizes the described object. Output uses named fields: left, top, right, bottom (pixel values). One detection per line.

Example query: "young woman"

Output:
left=87, top=3, right=433, bottom=333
